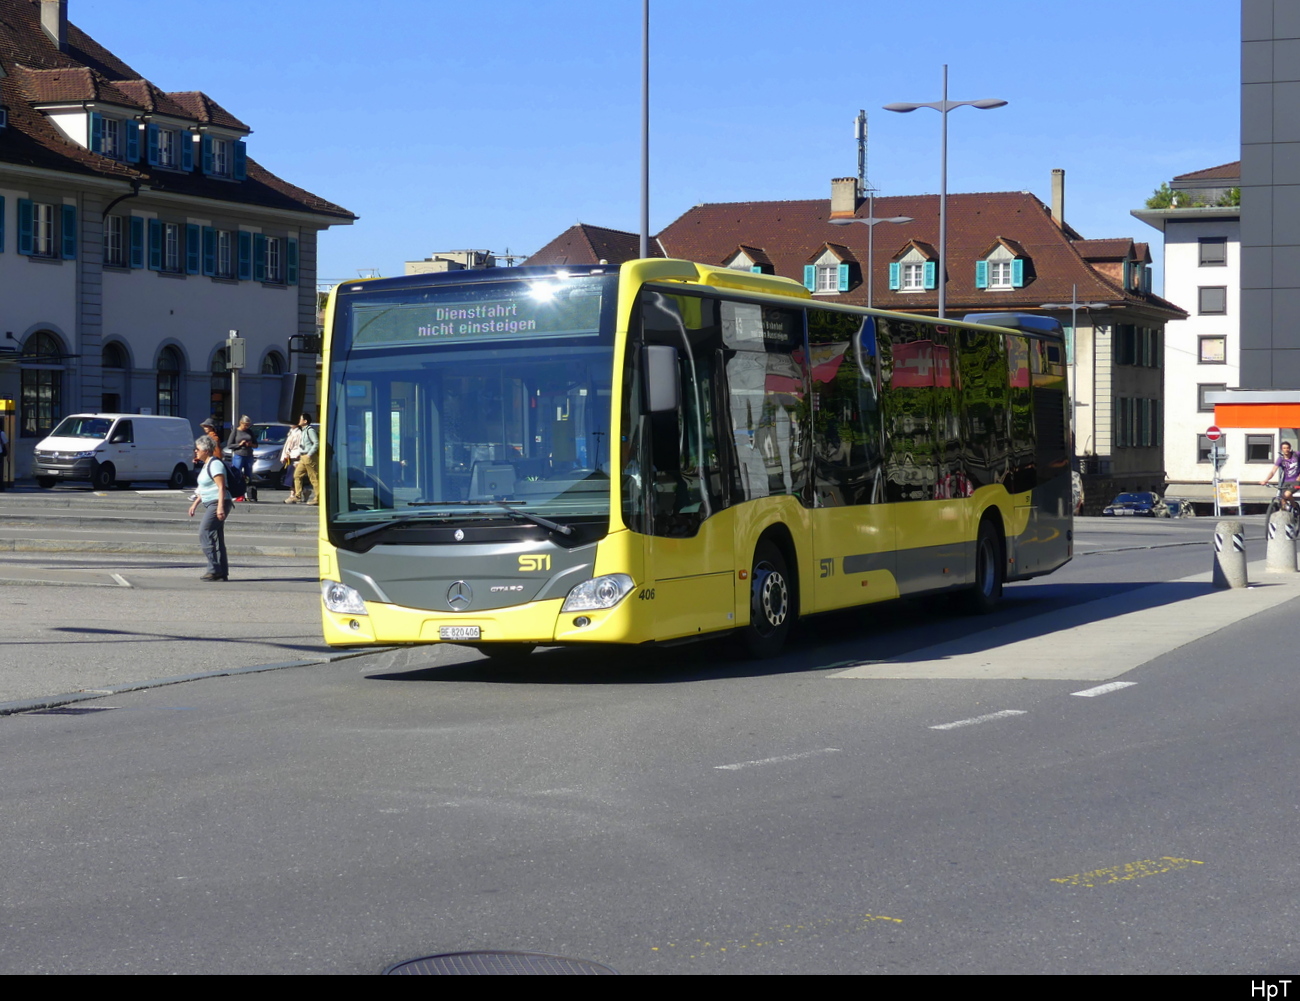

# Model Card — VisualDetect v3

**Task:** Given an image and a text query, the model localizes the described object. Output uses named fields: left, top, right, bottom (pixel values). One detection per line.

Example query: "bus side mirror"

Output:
left=643, top=345, right=679, bottom=413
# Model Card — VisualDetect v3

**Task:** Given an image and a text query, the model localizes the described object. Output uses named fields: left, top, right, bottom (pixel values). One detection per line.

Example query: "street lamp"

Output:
left=1041, top=284, right=1109, bottom=460
left=884, top=66, right=1006, bottom=320
left=829, top=194, right=911, bottom=308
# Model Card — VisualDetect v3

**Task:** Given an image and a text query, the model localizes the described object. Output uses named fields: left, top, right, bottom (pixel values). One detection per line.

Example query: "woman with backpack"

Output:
left=188, top=436, right=231, bottom=581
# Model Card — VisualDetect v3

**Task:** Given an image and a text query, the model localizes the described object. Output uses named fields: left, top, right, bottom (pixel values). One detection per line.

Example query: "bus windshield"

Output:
left=326, top=274, right=616, bottom=532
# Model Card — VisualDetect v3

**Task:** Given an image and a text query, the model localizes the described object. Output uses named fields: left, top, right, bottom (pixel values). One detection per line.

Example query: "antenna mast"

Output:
left=855, top=109, right=874, bottom=198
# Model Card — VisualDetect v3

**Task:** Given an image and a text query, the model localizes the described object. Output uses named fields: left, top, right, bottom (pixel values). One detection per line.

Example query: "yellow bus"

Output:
left=317, top=259, right=1071, bottom=659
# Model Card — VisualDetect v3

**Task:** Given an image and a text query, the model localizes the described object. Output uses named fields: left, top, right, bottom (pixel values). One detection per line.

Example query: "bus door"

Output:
left=808, top=313, right=897, bottom=610
left=628, top=290, right=735, bottom=640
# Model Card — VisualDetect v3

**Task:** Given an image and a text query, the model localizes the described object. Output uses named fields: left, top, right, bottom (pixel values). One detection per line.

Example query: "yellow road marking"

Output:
left=1051, top=857, right=1204, bottom=887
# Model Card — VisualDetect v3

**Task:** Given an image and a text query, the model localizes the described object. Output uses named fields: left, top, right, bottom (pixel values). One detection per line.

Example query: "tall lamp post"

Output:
left=829, top=193, right=911, bottom=308
left=884, top=66, right=1006, bottom=320
left=1041, top=284, right=1108, bottom=459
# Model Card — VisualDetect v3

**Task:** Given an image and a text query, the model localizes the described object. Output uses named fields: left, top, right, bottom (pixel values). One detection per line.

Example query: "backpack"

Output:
left=207, top=457, right=246, bottom=499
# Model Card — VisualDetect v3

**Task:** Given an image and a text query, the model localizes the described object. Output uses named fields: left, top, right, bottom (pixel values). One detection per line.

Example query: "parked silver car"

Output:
left=250, top=422, right=293, bottom=487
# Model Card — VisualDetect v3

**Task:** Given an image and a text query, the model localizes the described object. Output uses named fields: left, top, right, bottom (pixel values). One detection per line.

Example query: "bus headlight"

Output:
left=321, top=580, right=368, bottom=615
left=561, top=574, right=634, bottom=611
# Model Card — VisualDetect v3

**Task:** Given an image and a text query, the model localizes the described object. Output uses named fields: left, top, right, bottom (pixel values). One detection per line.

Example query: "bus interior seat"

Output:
left=469, top=462, right=516, bottom=499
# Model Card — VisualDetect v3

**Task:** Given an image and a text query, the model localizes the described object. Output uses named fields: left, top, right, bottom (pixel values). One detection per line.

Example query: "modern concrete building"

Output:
left=1134, top=163, right=1261, bottom=505
left=0, top=0, right=355, bottom=477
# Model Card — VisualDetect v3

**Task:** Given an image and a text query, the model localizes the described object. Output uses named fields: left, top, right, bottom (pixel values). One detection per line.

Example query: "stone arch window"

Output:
left=102, top=341, right=128, bottom=369
left=156, top=345, right=184, bottom=417
left=20, top=331, right=65, bottom=437
left=261, top=351, right=285, bottom=376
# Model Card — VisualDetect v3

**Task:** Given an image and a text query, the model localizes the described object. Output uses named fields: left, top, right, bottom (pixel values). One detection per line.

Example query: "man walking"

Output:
left=292, top=413, right=320, bottom=506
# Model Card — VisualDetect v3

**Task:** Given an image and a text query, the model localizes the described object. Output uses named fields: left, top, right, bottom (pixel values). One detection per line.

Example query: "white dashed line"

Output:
left=930, top=710, right=1026, bottom=731
left=1071, top=681, right=1136, bottom=698
left=715, top=748, right=842, bottom=771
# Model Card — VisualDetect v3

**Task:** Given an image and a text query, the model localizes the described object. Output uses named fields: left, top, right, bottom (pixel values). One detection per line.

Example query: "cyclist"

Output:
left=1262, top=441, right=1300, bottom=517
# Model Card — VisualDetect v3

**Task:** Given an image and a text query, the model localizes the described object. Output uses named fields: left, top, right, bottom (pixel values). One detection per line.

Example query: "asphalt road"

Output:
left=0, top=517, right=1296, bottom=974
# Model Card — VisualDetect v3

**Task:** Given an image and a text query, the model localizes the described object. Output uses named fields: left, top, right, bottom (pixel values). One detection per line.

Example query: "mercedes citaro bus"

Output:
left=316, top=259, right=1071, bottom=659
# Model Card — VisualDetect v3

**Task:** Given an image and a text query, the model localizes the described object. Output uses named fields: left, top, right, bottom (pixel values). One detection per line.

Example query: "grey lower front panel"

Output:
left=33, top=460, right=94, bottom=480
left=336, top=537, right=599, bottom=614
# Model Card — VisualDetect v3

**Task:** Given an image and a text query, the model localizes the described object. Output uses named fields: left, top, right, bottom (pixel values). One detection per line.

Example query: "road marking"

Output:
left=1071, top=681, right=1136, bottom=697
left=1051, top=857, right=1204, bottom=888
left=110, top=573, right=131, bottom=588
left=714, top=748, right=841, bottom=771
left=929, top=709, right=1026, bottom=730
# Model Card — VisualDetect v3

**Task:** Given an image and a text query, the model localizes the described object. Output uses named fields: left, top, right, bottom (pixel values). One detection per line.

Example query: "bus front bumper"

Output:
left=321, top=590, right=651, bottom=647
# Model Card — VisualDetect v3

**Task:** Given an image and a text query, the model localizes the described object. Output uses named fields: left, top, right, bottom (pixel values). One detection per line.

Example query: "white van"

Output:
left=32, top=414, right=194, bottom=490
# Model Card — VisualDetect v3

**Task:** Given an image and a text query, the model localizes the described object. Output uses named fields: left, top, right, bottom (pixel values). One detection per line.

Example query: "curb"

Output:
left=0, top=646, right=395, bottom=716
left=0, top=538, right=315, bottom=557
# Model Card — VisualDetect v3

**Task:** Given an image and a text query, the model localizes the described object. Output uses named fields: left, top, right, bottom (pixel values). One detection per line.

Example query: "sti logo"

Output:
left=518, top=554, right=551, bottom=572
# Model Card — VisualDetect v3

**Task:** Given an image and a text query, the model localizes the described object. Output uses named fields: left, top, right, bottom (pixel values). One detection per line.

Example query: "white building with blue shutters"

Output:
left=0, top=0, right=354, bottom=478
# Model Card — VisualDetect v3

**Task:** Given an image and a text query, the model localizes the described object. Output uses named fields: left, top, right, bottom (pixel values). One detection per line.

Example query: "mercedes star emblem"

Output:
left=447, top=580, right=473, bottom=610
left=453, top=529, right=465, bottom=541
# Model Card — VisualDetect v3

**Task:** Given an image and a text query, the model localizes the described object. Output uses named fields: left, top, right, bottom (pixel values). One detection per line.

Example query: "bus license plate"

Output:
left=439, top=626, right=481, bottom=640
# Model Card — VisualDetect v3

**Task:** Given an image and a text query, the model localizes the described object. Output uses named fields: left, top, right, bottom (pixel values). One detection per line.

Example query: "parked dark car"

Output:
left=1102, top=491, right=1164, bottom=517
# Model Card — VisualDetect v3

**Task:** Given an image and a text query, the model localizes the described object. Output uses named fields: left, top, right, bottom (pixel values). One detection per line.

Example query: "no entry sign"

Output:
left=1206, top=425, right=1223, bottom=442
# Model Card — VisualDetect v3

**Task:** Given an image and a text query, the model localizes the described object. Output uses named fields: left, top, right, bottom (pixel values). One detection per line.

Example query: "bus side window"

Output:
left=808, top=309, right=882, bottom=506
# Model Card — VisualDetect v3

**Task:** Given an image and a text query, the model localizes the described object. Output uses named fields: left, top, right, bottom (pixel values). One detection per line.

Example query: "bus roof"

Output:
left=961, top=312, right=1064, bottom=337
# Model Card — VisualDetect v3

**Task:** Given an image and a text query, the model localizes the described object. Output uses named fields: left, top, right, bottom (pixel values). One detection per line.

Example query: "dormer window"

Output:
left=803, top=244, right=858, bottom=294
left=888, top=242, right=937, bottom=292
left=200, top=134, right=247, bottom=180
left=89, top=112, right=139, bottom=162
left=147, top=123, right=194, bottom=171
left=975, top=239, right=1027, bottom=290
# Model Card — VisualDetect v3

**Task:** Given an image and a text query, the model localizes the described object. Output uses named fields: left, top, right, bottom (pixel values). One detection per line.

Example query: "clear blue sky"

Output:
left=71, top=0, right=1240, bottom=289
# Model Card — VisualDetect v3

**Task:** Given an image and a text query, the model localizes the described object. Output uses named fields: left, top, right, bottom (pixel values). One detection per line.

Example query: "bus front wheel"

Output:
left=739, top=540, right=793, bottom=659
left=962, top=519, right=1004, bottom=614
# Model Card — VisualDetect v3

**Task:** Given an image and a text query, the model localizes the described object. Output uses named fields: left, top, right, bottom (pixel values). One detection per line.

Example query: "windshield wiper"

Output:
left=407, top=500, right=575, bottom=536
left=342, top=501, right=575, bottom=542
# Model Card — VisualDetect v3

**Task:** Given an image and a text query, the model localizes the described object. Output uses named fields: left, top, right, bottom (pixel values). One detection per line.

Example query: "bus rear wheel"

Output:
left=962, top=519, right=1004, bottom=614
left=739, top=540, right=792, bottom=659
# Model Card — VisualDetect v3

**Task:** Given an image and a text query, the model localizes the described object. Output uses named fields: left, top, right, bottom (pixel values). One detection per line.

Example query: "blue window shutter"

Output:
left=0, top=195, right=5, bottom=253
left=1122, top=260, right=1131, bottom=288
left=1011, top=259, right=1024, bottom=287
left=202, top=226, right=216, bottom=276
left=17, top=199, right=33, bottom=255
left=975, top=260, right=988, bottom=289
left=287, top=237, right=299, bottom=286
left=233, top=140, right=247, bottom=181
left=837, top=263, right=850, bottom=292
left=148, top=219, right=162, bottom=271
left=129, top=216, right=144, bottom=268
left=61, top=204, right=76, bottom=260
left=146, top=124, right=159, bottom=166
left=253, top=233, right=266, bottom=280
left=90, top=112, right=103, bottom=153
left=181, top=134, right=194, bottom=172
left=923, top=261, right=937, bottom=290
left=803, top=265, right=816, bottom=291
left=125, top=122, right=140, bottom=162
left=750, top=265, right=762, bottom=273
left=888, top=261, right=900, bottom=290
left=237, top=231, right=252, bottom=279
left=185, top=223, right=201, bottom=274
left=201, top=135, right=213, bottom=176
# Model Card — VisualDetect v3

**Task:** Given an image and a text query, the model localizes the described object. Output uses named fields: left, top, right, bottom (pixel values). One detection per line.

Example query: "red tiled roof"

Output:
left=729, top=244, right=772, bottom=267
left=525, top=223, right=663, bottom=266
left=0, top=0, right=352, bottom=220
left=654, top=190, right=1184, bottom=317
left=166, top=91, right=249, bottom=132
left=1074, top=238, right=1134, bottom=260
left=1173, top=161, right=1241, bottom=182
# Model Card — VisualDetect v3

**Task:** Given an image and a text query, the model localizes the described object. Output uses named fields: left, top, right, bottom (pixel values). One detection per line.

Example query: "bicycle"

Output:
left=1265, top=483, right=1300, bottom=537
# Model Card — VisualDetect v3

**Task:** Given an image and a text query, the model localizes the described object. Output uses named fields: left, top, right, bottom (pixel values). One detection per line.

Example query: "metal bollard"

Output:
left=1266, top=511, right=1299, bottom=573
left=1213, top=519, right=1248, bottom=588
